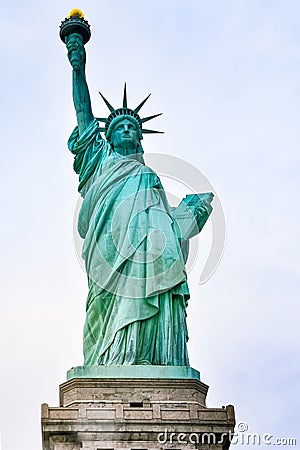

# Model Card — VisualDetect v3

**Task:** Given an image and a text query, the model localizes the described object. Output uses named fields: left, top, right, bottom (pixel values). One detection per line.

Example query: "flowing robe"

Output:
left=69, top=119, right=190, bottom=366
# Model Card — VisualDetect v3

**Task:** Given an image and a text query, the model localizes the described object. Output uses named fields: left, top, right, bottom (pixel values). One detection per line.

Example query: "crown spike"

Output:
left=96, top=118, right=108, bottom=123
left=140, top=113, right=162, bottom=124
left=123, top=83, right=128, bottom=108
left=99, top=92, right=115, bottom=112
left=99, top=127, right=106, bottom=132
left=142, top=129, right=164, bottom=134
left=134, top=93, right=151, bottom=114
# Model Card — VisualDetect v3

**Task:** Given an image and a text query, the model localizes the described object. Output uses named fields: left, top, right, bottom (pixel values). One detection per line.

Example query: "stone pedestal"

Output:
left=42, top=368, right=235, bottom=450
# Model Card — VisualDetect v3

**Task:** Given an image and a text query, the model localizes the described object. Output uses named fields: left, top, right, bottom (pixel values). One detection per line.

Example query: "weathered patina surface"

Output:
left=64, top=16, right=213, bottom=366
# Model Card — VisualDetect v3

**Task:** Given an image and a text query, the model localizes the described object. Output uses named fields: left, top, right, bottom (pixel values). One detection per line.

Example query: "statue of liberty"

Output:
left=62, top=11, right=213, bottom=367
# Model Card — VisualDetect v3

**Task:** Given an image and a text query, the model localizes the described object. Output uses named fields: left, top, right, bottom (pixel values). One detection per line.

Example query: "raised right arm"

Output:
left=65, top=34, right=94, bottom=135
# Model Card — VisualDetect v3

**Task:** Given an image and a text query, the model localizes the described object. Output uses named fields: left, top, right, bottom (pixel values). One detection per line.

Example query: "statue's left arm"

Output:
left=171, top=193, right=214, bottom=242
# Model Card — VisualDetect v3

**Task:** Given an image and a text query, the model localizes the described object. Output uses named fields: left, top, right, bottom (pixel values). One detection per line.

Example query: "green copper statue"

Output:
left=62, top=11, right=213, bottom=366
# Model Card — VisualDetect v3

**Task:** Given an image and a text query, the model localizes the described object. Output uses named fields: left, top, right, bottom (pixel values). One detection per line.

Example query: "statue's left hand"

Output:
left=189, top=201, right=212, bottom=239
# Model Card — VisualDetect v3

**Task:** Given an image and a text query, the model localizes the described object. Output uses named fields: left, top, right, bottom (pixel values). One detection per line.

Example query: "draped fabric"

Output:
left=69, top=119, right=190, bottom=365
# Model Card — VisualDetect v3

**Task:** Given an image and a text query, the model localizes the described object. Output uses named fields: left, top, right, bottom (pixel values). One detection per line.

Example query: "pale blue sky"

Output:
left=0, top=1, right=299, bottom=449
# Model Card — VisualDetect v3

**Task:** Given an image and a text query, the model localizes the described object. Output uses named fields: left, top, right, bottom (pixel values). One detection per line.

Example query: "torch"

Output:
left=59, top=9, right=91, bottom=70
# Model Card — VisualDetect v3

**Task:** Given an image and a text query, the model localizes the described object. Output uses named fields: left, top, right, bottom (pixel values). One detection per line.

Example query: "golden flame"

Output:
left=68, top=9, right=84, bottom=19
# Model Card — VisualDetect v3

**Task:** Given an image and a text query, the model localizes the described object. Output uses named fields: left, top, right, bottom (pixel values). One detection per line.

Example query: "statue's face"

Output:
left=110, top=119, right=140, bottom=152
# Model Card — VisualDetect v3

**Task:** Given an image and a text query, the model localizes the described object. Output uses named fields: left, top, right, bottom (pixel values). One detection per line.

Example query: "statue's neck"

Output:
left=113, top=145, right=136, bottom=156
left=113, top=145, right=145, bottom=164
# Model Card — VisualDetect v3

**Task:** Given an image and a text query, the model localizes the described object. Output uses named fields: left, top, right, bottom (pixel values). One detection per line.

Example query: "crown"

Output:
left=96, top=84, right=163, bottom=138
